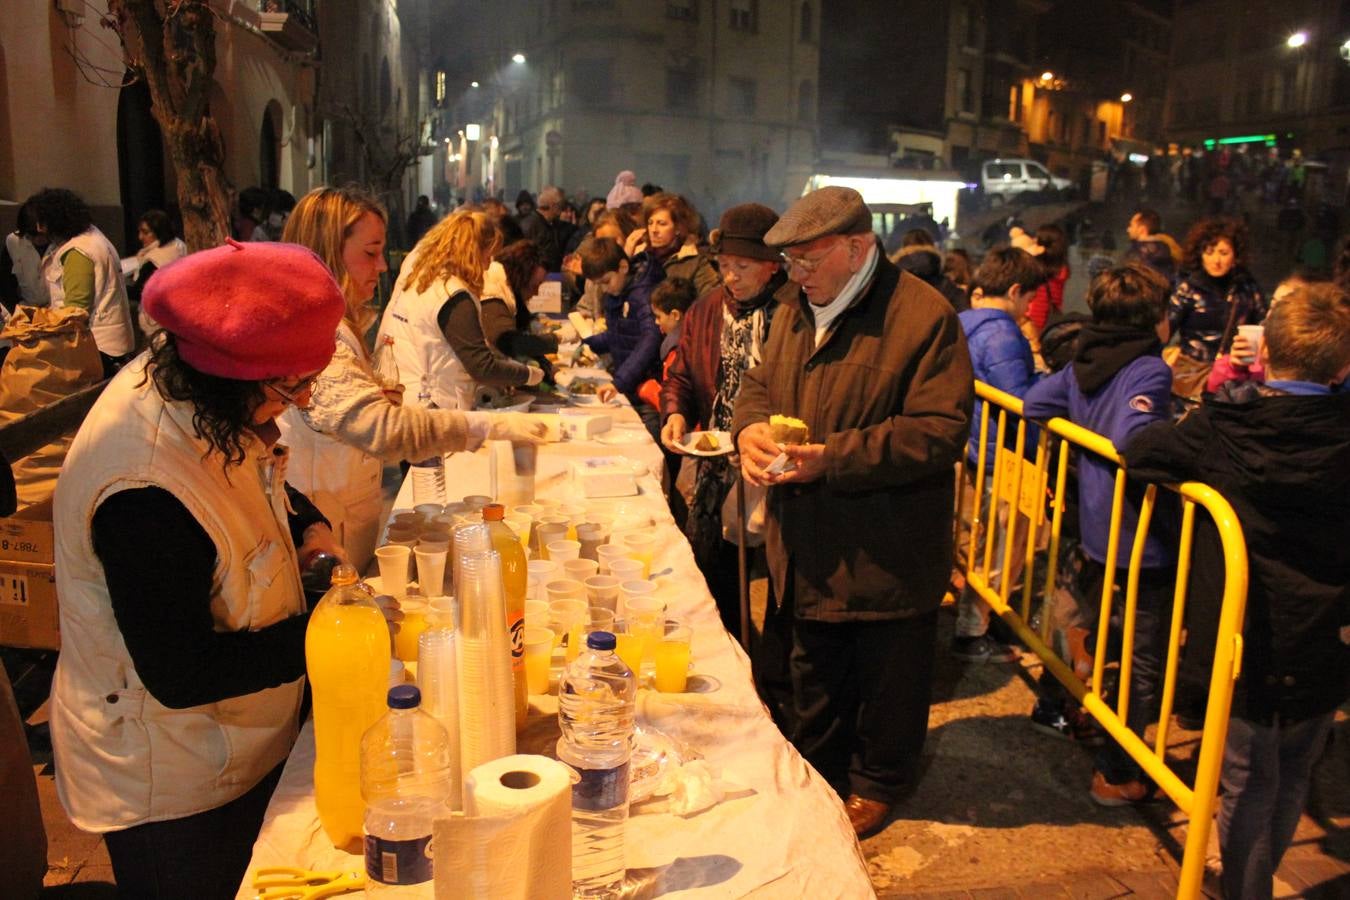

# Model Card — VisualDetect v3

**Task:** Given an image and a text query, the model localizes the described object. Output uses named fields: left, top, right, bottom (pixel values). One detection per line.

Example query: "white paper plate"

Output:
left=680, top=430, right=733, bottom=457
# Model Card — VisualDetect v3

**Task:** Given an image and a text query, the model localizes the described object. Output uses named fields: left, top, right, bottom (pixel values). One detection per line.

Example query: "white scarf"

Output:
left=811, top=241, right=878, bottom=347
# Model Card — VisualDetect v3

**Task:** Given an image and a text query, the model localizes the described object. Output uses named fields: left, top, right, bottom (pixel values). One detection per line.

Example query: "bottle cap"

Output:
left=329, top=564, right=358, bottom=587
left=387, top=684, right=421, bottom=709
left=482, top=503, right=505, bottom=521
left=586, top=631, right=616, bottom=651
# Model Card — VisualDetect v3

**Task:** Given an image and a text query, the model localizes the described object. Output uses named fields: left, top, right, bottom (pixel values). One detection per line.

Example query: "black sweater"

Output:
left=90, top=484, right=327, bottom=710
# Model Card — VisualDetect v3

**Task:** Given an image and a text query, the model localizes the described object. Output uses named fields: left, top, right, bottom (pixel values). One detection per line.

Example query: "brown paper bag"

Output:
left=0, top=307, right=104, bottom=507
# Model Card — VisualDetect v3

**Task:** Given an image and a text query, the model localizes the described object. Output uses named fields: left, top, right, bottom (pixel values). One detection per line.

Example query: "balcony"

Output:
left=258, top=0, right=318, bottom=53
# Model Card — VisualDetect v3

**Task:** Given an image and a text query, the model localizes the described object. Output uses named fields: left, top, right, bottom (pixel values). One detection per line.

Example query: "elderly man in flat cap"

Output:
left=732, top=186, right=973, bottom=837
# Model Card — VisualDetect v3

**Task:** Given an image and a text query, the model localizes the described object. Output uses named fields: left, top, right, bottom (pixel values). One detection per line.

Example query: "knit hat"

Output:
left=764, top=186, right=873, bottom=248
left=142, top=238, right=345, bottom=380
left=709, top=203, right=780, bottom=262
left=606, top=170, right=643, bottom=209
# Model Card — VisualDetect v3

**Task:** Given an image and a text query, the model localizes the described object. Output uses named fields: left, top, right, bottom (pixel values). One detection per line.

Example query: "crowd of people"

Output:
left=2, top=169, right=1347, bottom=900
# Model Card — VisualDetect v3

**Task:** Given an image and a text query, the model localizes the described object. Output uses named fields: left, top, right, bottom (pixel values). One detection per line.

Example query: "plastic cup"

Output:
left=533, top=497, right=562, bottom=510
left=523, top=626, right=555, bottom=695
left=393, top=598, right=430, bottom=663
left=525, top=598, right=549, bottom=627
left=547, top=598, right=588, bottom=662
left=1235, top=324, right=1264, bottom=366
left=654, top=620, right=692, bottom=693
left=391, top=511, right=424, bottom=530
left=596, top=544, right=629, bottom=574
left=624, top=594, right=665, bottom=678
left=545, top=578, right=587, bottom=604
left=388, top=659, right=407, bottom=690
left=526, top=559, right=559, bottom=603
left=586, top=606, right=616, bottom=636
left=622, top=531, right=658, bottom=579
left=511, top=503, right=544, bottom=521
left=584, top=513, right=615, bottom=542
left=535, top=523, right=569, bottom=558
left=562, top=558, right=599, bottom=582
left=556, top=504, right=586, bottom=540
left=583, top=574, right=622, bottom=613
left=504, top=514, right=533, bottom=556
left=414, top=503, right=445, bottom=520
left=574, top=524, right=605, bottom=561
left=375, top=545, right=411, bottom=598
left=418, top=529, right=452, bottom=546
left=612, top=619, right=645, bottom=676
left=385, top=526, right=419, bottom=544
left=427, top=595, right=457, bottom=629
left=462, top=494, right=494, bottom=511
left=608, top=558, right=645, bottom=586
left=415, top=546, right=448, bottom=597
left=622, top=584, right=662, bottom=619
left=546, top=539, right=582, bottom=563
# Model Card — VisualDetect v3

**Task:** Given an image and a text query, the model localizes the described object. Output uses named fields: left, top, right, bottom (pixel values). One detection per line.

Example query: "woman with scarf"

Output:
left=627, top=192, right=720, bottom=299
left=660, top=204, right=793, bottom=635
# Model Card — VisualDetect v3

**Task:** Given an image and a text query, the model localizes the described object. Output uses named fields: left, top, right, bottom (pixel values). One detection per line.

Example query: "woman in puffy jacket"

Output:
left=1168, top=216, right=1266, bottom=365
left=280, top=188, right=544, bottom=570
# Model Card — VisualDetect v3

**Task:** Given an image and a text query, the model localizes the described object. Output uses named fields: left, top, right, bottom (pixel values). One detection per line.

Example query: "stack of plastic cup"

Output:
left=451, top=522, right=491, bottom=599
left=455, top=548, right=515, bottom=783
left=417, top=604, right=461, bottom=809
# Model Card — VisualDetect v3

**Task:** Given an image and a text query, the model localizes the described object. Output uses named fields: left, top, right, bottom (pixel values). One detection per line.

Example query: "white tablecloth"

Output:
left=238, top=405, right=874, bottom=899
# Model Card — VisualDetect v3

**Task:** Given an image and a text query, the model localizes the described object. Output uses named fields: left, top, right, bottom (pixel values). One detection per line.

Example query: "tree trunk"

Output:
left=109, top=0, right=232, bottom=251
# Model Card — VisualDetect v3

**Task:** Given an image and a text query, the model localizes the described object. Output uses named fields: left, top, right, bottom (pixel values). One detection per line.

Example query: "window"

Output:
left=570, top=59, right=614, bottom=106
left=729, top=0, right=756, bottom=32
left=667, top=67, right=698, bottom=111
left=986, top=162, right=1022, bottom=180
left=800, top=2, right=812, bottom=42
left=434, top=70, right=446, bottom=108
left=1008, top=83, right=1020, bottom=121
left=956, top=68, right=973, bottom=113
left=728, top=77, right=756, bottom=117
left=1026, top=162, right=1050, bottom=180
left=797, top=79, right=815, bottom=122
left=667, top=0, right=696, bottom=21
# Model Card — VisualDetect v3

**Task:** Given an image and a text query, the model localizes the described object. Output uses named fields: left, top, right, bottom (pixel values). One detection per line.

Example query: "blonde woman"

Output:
left=378, top=209, right=543, bottom=412
left=279, top=187, right=544, bottom=570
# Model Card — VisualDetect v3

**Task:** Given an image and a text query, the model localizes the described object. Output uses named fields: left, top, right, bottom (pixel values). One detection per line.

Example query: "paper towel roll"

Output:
left=434, top=754, right=574, bottom=900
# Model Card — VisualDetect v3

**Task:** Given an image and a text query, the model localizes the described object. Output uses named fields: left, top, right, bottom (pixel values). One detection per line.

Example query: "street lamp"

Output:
left=1040, top=71, right=1054, bottom=82
left=1120, top=92, right=1133, bottom=103
left=1286, top=31, right=1308, bottom=49
left=511, top=52, right=526, bottom=64
left=465, top=123, right=481, bottom=141
left=471, top=80, right=480, bottom=88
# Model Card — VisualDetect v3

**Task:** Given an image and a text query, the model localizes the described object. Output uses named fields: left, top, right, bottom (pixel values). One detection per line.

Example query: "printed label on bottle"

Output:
left=570, top=759, right=630, bottom=812
left=509, top=613, right=525, bottom=668
left=364, top=833, right=434, bottom=885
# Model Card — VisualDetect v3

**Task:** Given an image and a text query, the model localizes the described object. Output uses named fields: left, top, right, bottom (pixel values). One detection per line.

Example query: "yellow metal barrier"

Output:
left=959, top=381, right=1248, bottom=899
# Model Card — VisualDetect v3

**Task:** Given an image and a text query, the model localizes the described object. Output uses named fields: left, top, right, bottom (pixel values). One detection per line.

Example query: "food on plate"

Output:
left=769, top=414, right=809, bottom=445
left=694, top=432, right=720, bottom=452
left=569, top=378, right=603, bottom=396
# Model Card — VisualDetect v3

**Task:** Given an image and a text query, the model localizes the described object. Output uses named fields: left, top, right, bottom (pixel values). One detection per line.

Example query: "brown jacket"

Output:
left=732, top=254, right=973, bottom=622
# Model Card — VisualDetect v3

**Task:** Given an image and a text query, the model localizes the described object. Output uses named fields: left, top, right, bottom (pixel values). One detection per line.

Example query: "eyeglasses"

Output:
left=780, top=240, right=846, bottom=276
left=266, top=375, right=320, bottom=406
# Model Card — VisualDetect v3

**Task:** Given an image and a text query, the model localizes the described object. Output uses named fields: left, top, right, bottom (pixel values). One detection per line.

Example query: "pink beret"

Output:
left=142, top=238, right=346, bottom=380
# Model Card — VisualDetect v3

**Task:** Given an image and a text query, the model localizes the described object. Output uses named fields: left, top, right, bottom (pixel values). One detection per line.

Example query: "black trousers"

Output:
left=790, top=609, right=939, bottom=803
left=103, top=761, right=284, bottom=900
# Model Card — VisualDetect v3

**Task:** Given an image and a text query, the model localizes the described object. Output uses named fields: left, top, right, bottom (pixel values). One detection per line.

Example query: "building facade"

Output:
left=1, top=0, right=431, bottom=250
left=437, top=0, right=819, bottom=216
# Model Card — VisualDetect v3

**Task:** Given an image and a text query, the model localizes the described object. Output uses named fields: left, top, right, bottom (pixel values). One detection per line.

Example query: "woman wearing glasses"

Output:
left=47, top=240, right=382, bottom=898
left=279, top=187, right=545, bottom=570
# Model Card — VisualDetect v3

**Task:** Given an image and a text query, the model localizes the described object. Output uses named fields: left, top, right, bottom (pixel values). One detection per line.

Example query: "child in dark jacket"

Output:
left=578, top=236, right=663, bottom=426
left=1023, top=263, right=1176, bottom=806
left=637, top=277, right=696, bottom=411
left=953, top=247, right=1046, bottom=663
left=1124, top=282, right=1350, bottom=900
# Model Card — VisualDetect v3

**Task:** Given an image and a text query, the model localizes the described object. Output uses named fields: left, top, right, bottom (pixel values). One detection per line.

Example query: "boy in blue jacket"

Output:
left=577, top=236, right=664, bottom=434
left=953, top=247, right=1046, bottom=663
left=1023, top=262, right=1176, bottom=806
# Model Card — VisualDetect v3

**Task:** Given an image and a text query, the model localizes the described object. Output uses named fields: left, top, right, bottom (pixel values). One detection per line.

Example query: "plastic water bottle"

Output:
left=410, top=377, right=446, bottom=505
left=557, top=631, right=636, bottom=899
left=361, top=684, right=453, bottom=897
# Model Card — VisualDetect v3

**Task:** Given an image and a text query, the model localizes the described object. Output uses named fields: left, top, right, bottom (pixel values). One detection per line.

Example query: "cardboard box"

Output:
left=0, top=499, right=58, bottom=650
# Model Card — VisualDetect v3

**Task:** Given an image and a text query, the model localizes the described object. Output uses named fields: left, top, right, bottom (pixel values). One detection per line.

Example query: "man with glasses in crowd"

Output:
left=733, top=186, right=973, bottom=837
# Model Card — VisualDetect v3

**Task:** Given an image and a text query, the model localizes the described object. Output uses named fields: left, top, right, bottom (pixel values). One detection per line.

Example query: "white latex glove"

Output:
left=525, top=365, right=545, bottom=386
left=555, top=321, right=579, bottom=343
left=487, top=413, right=548, bottom=444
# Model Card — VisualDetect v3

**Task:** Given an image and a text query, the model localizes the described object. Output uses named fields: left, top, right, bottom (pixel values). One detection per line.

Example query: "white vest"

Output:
left=43, top=226, right=135, bottom=357
left=277, top=322, right=385, bottom=571
left=377, top=252, right=479, bottom=411
left=50, top=360, right=305, bottom=832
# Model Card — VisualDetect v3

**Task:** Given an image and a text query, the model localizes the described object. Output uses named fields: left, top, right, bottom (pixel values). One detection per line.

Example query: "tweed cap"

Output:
left=763, top=186, right=873, bottom=248
left=709, top=203, right=780, bottom=262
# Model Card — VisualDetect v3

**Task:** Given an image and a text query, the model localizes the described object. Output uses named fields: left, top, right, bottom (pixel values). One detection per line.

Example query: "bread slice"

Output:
left=695, top=432, right=720, bottom=452
left=769, top=414, right=809, bottom=445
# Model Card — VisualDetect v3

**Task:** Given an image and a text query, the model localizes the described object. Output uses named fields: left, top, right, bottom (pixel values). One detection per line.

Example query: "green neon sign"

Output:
left=1202, top=133, right=1278, bottom=149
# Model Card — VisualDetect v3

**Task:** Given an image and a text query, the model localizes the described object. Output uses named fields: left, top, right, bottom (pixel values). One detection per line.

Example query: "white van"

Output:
left=981, top=158, right=1074, bottom=206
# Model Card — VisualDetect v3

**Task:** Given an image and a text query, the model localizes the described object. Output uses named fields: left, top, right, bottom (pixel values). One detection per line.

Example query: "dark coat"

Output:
left=583, top=256, right=664, bottom=395
left=1123, top=383, right=1350, bottom=724
left=892, top=245, right=969, bottom=312
left=732, top=254, right=974, bottom=622
left=1123, top=236, right=1178, bottom=281
left=1167, top=268, right=1266, bottom=363
left=661, top=274, right=793, bottom=429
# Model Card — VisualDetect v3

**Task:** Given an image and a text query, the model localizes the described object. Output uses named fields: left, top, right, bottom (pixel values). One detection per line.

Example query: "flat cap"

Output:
left=763, top=186, right=873, bottom=248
